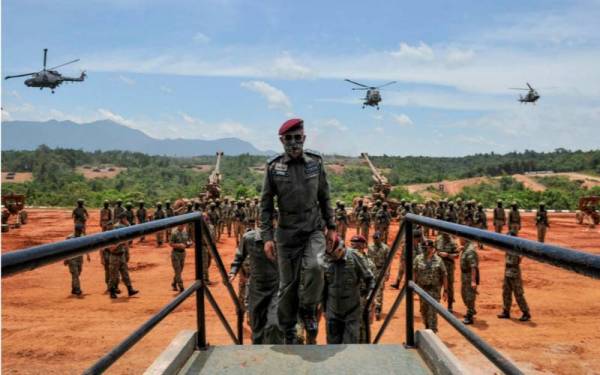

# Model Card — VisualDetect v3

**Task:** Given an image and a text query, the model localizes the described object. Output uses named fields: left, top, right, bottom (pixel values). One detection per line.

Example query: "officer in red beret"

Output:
left=260, top=118, right=336, bottom=344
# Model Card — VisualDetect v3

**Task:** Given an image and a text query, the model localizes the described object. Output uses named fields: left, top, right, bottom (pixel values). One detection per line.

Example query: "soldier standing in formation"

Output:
left=234, top=200, right=247, bottom=245
left=335, top=201, right=349, bottom=241
left=508, top=201, right=521, bottom=235
left=125, top=202, right=135, bottom=225
left=367, top=231, right=390, bottom=320
left=536, top=202, right=549, bottom=242
left=375, top=202, right=392, bottom=243
left=474, top=202, right=488, bottom=249
left=323, top=234, right=375, bottom=344
left=456, top=198, right=465, bottom=224
left=136, top=201, right=148, bottom=242
left=64, top=223, right=90, bottom=295
left=207, top=202, right=220, bottom=241
left=113, top=199, right=125, bottom=221
left=154, top=202, right=166, bottom=246
left=446, top=201, right=458, bottom=223
left=229, top=229, right=284, bottom=344
left=413, top=239, right=448, bottom=332
left=422, top=200, right=435, bottom=237
left=498, top=230, right=531, bottom=321
left=108, top=213, right=139, bottom=299
left=99, top=221, right=113, bottom=292
left=260, top=118, right=336, bottom=345
left=165, top=200, right=174, bottom=240
left=493, top=200, right=506, bottom=233
left=100, top=200, right=113, bottom=231
left=72, top=198, right=89, bottom=234
left=357, top=205, right=371, bottom=243
left=390, top=227, right=424, bottom=289
left=435, top=231, right=458, bottom=312
left=353, top=199, right=364, bottom=235
left=169, top=223, right=190, bottom=292
left=459, top=237, right=479, bottom=324
left=348, top=235, right=376, bottom=343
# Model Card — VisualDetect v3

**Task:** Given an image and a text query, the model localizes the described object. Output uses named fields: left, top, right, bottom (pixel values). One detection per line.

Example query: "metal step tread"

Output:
left=178, top=344, right=431, bottom=374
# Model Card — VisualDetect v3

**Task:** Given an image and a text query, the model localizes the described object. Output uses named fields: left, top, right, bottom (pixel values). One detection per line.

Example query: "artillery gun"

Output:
left=576, top=196, right=599, bottom=227
left=352, top=153, right=400, bottom=214
left=1, top=193, right=28, bottom=232
left=172, top=152, right=224, bottom=214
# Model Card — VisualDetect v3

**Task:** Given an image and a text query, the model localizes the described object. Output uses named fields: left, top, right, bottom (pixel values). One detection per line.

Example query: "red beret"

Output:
left=279, top=118, right=304, bottom=135
left=350, top=235, right=366, bottom=243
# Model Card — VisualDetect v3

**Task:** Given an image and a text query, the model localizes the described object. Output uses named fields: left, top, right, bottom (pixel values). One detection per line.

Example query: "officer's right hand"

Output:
left=264, top=240, right=276, bottom=262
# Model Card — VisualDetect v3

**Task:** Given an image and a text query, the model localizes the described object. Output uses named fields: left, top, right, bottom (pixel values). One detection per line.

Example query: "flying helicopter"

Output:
left=4, top=49, right=86, bottom=93
left=509, top=83, right=540, bottom=104
left=345, top=79, right=397, bottom=109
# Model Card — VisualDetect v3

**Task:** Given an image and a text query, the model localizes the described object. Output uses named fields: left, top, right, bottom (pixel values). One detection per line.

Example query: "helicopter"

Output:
left=509, top=82, right=540, bottom=104
left=345, top=79, right=397, bottom=109
left=4, top=49, right=86, bottom=93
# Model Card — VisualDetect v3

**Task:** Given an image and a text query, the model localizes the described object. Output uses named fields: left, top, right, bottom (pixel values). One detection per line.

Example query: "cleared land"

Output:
left=75, top=167, right=127, bottom=180
left=1, top=172, right=33, bottom=184
left=2, top=210, right=600, bottom=374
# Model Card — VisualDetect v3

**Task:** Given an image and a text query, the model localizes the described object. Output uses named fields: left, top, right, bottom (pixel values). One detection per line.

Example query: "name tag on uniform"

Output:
left=273, top=162, right=289, bottom=177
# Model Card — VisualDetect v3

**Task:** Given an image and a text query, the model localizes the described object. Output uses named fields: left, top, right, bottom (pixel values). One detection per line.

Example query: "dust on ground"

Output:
left=2, top=210, right=600, bottom=374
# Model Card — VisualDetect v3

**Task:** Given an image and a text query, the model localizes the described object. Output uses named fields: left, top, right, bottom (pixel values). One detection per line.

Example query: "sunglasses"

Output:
left=282, top=134, right=304, bottom=142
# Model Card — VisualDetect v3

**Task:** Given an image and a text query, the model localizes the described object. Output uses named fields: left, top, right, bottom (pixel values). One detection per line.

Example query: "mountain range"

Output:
left=1, top=120, right=271, bottom=156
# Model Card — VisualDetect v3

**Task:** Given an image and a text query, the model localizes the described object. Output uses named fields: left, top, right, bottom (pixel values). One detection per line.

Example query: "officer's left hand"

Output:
left=326, top=229, right=336, bottom=251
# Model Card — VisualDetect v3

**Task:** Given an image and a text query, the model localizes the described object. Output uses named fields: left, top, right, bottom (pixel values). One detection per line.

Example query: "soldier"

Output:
left=234, top=200, right=247, bottom=245
left=390, top=227, right=424, bottom=289
left=260, top=118, right=336, bottom=345
left=493, top=200, right=506, bottom=233
left=165, top=200, right=174, bottom=239
left=154, top=202, right=166, bottom=246
left=169, top=223, right=190, bottom=292
left=371, top=200, right=383, bottom=225
left=253, top=197, right=261, bottom=228
left=474, top=202, right=488, bottom=249
left=354, top=199, right=365, bottom=235
left=222, top=198, right=232, bottom=237
left=396, top=199, right=407, bottom=228
left=446, top=201, right=458, bottom=223
left=64, top=223, right=90, bottom=295
left=247, top=198, right=257, bottom=230
left=375, top=202, right=392, bottom=243
left=459, top=237, right=479, bottom=324
left=230, top=230, right=251, bottom=316
left=435, top=199, right=447, bottom=221
left=207, top=202, right=220, bottom=241
left=536, top=202, right=549, bottom=243
left=367, top=231, right=390, bottom=320
left=422, top=200, right=435, bottom=237
left=335, top=202, right=349, bottom=241
left=456, top=198, right=465, bottom=225
left=72, top=198, right=89, bottom=234
left=411, top=201, right=421, bottom=215
left=348, top=235, right=376, bottom=343
left=229, top=229, right=284, bottom=344
left=357, top=205, right=371, bottom=244
left=463, top=200, right=475, bottom=227
left=498, top=230, right=531, bottom=321
left=323, top=234, right=375, bottom=344
left=108, top=213, right=139, bottom=299
left=136, top=201, right=148, bottom=242
left=435, top=231, right=458, bottom=312
left=100, top=200, right=113, bottom=231
left=125, top=202, right=135, bottom=225
left=413, top=239, right=448, bottom=333
left=508, top=201, right=521, bottom=235
left=99, top=221, right=113, bottom=291
left=113, top=199, right=125, bottom=222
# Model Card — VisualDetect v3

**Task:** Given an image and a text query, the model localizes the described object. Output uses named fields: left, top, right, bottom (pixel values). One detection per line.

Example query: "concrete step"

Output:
left=178, top=344, right=431, bottom=375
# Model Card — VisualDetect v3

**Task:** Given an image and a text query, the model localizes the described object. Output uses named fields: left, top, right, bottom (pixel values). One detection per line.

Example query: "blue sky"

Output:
left=2, top=0, right=599, bottom=155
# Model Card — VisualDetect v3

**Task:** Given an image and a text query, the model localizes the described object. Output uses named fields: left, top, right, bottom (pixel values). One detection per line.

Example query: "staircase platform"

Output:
left=178, top=344, right=431, bottom=374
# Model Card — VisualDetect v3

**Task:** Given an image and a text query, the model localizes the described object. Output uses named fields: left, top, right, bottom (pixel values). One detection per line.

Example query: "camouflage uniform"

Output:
left=222, top=200, right=233, bottom=237
left=233, top=202, right=247, bottom=245
left=65, top=230, right=85, bottom=294
left=353, top=202, right=364, bottom=234
left=413, top=253, right=447, bottom=332
left=230, top=230, right=284, bottom=344
left=136, top=202, right=147, bottom=241
left=460, top=241, right=479, bottom=322
left=367, top=240, right=390, bottom=318
left=508, top=206, right=521, bottom=235
left=324, top=248, right=375, bottom=344
left=493, top=202, right=506, bottom=233
left=165, top=201, right=174, bottom=239
left=99, top=202, right=112, bottom=231
left=169, top=227, right=189, bottom=291
left=113, top=201, right=125, bottom=223
left=536, top=206, right=549, bottom=243
left=125, top=204, right=135, bottom=226
left=463, top=202, right=475, bottom=227
left=435, top=233, right=458, bottom=310
left=357, top=207, right=371, bottom=244
left=335, top=204, right=350, bottom=241
left=375, top=205, right=392, bottom=243
left=154, top=203, right=166, bottom=246
left=435, top=201, right=447, bottom=221
left=501, top=253, right=530, bottom=317
left=108, top=222, right=137, bottom=297
left=456, top=199, right=465, bottom=225
left=260, top=149, right=335, bottom=344
left=72, top=203, right=89, bottom=234
left=207, top=205, right=220, bottom=241
left=445, top=202, right=458, bottom=223
left=355, top=249, right=377, bottom=343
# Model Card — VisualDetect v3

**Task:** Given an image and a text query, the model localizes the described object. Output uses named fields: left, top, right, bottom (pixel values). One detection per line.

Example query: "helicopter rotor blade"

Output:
left=345, top=79, right=370, bottom=88
left=43, top=48, right=48, bottom=70
left=509, top=88, right=529, bottom=90
left=526, top=82, right=533, bottom=90
left=4, top=72, right=37, bottom=80
left=352, top=87, right=369, bottom=90
left=48, top=59, right=80, bottom=70
left=375, top=81, right=397, bottom=89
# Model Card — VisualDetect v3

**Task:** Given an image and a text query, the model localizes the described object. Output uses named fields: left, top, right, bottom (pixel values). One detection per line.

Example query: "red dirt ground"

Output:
left=2, top=210, right=600, bottom=374
left=1, top=172, right=33, bottom=184
left=75, top=167, right=127, bottom=180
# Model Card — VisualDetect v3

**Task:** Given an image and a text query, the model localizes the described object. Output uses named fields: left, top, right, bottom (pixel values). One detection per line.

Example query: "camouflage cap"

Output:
left=340, top=202, right=345, bottom=207
left=448, top=200, right=454, bottom=205
left=117, top=199, right=123, bottom=203
left=210, top=202, right=216, bottom=208
left=497, top=199, right=503, bottom=204
left=376, top=199, right=382, bottom=204
left=125, top=202, right=133, bottom=207
left=456, top=197, right=463, bottom=202
left=511, top=201, right=518, bottom=206
left=539, top=202, right=546, bottom=206
left=477, top=202, right=483, bottom=208
left=165, top=200, right=171, bottom=204
left=138, top=200, right=145, bottom=205
left=156, top=201, right=162, bottom=206
left=77, top=198, right=84, bottom=203
left=104, top=200, right=110, bottom=204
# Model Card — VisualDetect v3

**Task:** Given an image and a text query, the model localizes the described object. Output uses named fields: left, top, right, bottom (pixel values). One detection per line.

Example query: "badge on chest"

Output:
left=304, top=160, right=320, bottom=178
left=272, top=162, right=289, bottom=177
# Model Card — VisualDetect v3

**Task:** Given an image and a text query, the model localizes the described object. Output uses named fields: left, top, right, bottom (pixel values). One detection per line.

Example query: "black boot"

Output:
left=178, top=283, right=185, bottom=292
left=463, top=315, right=474, bottom=325
left=110, top=288, right=118, bottom=299
left=128, top=287, right=139, bottom=296
left=375, top=308, right=382, bottom=321
left=115, top=288, right=122, bottom=294
left=390, top=281, right=400, bottom=289
left=284, top=329, right=298, bottom=345
left=447, top=302, right=453, bottom=313
left=300, top=308, right=318, bottom=345
left=171, top=282, right=178, bottom=291
left=519, top=312, right=531, bottom=322
left=73, top=288, right=82, bottom=296
left=497, top=310, right=510, bottom=319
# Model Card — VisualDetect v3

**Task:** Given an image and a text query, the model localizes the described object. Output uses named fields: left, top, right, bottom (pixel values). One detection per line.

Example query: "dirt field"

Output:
left=2, top=210, right=600, bottom=374
left=1, top=172, right=33, bottom=184
left=75, top=167, right=127, bottom=180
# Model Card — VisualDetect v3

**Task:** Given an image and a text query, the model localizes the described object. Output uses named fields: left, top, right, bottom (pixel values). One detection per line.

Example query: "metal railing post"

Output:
left=194, top=219, right=207, bottom=350
left=405, top=219, right=415, bottom=347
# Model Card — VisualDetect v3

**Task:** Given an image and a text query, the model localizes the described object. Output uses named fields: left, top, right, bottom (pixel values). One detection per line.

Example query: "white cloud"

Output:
left=390, top=42, right=435, bottom=61
left=1, top=108, right=12, bottom=121
left=118, top=75, right=136, bottom=85
left=160, top=85, right=173, bottom=94
left=391, top=113, right=414, bottom=126
left=322, top=118, right=348, bottom=132
left=270, top=53, right=313, bottom=79
left=445, top=48, right=475, bottom=66
left=193, top=32, right=211, bottom=44
left=97, top=108, right=136, bottom=127
left=240, top=80, right=292, bottom=112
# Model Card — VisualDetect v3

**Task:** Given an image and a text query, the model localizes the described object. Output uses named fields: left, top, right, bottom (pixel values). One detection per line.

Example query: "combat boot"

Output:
left=284, top=329, right=298, bottom=345
left=178, top=283, right=185, bottom=292
left=300, top=308, right=318, bottom=345
left=127, top=287, right=139, bottom=296
left=447, top=302, right=453, bottom=313
left=73, top=288, right=82, bottom=296
left=115, top=288, right=122, bottom=294
left=463, top=315, right=474, bottom=325
left=375, top=307, right=382, bottom=321
left=497, top=311, right=510, bottom=319
left=390, top=281, right=400, bottom=289
left=519, top=312, right=531, bottom=322
left=110, top=288, right=118, bottom=299
left=171, top=282, right=178, bottom=291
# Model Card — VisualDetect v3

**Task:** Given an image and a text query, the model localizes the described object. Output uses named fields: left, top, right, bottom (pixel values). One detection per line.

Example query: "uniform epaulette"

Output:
left=267, top=153, right=284, bottom=164
left=304, top=149, right=322, bottom=159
